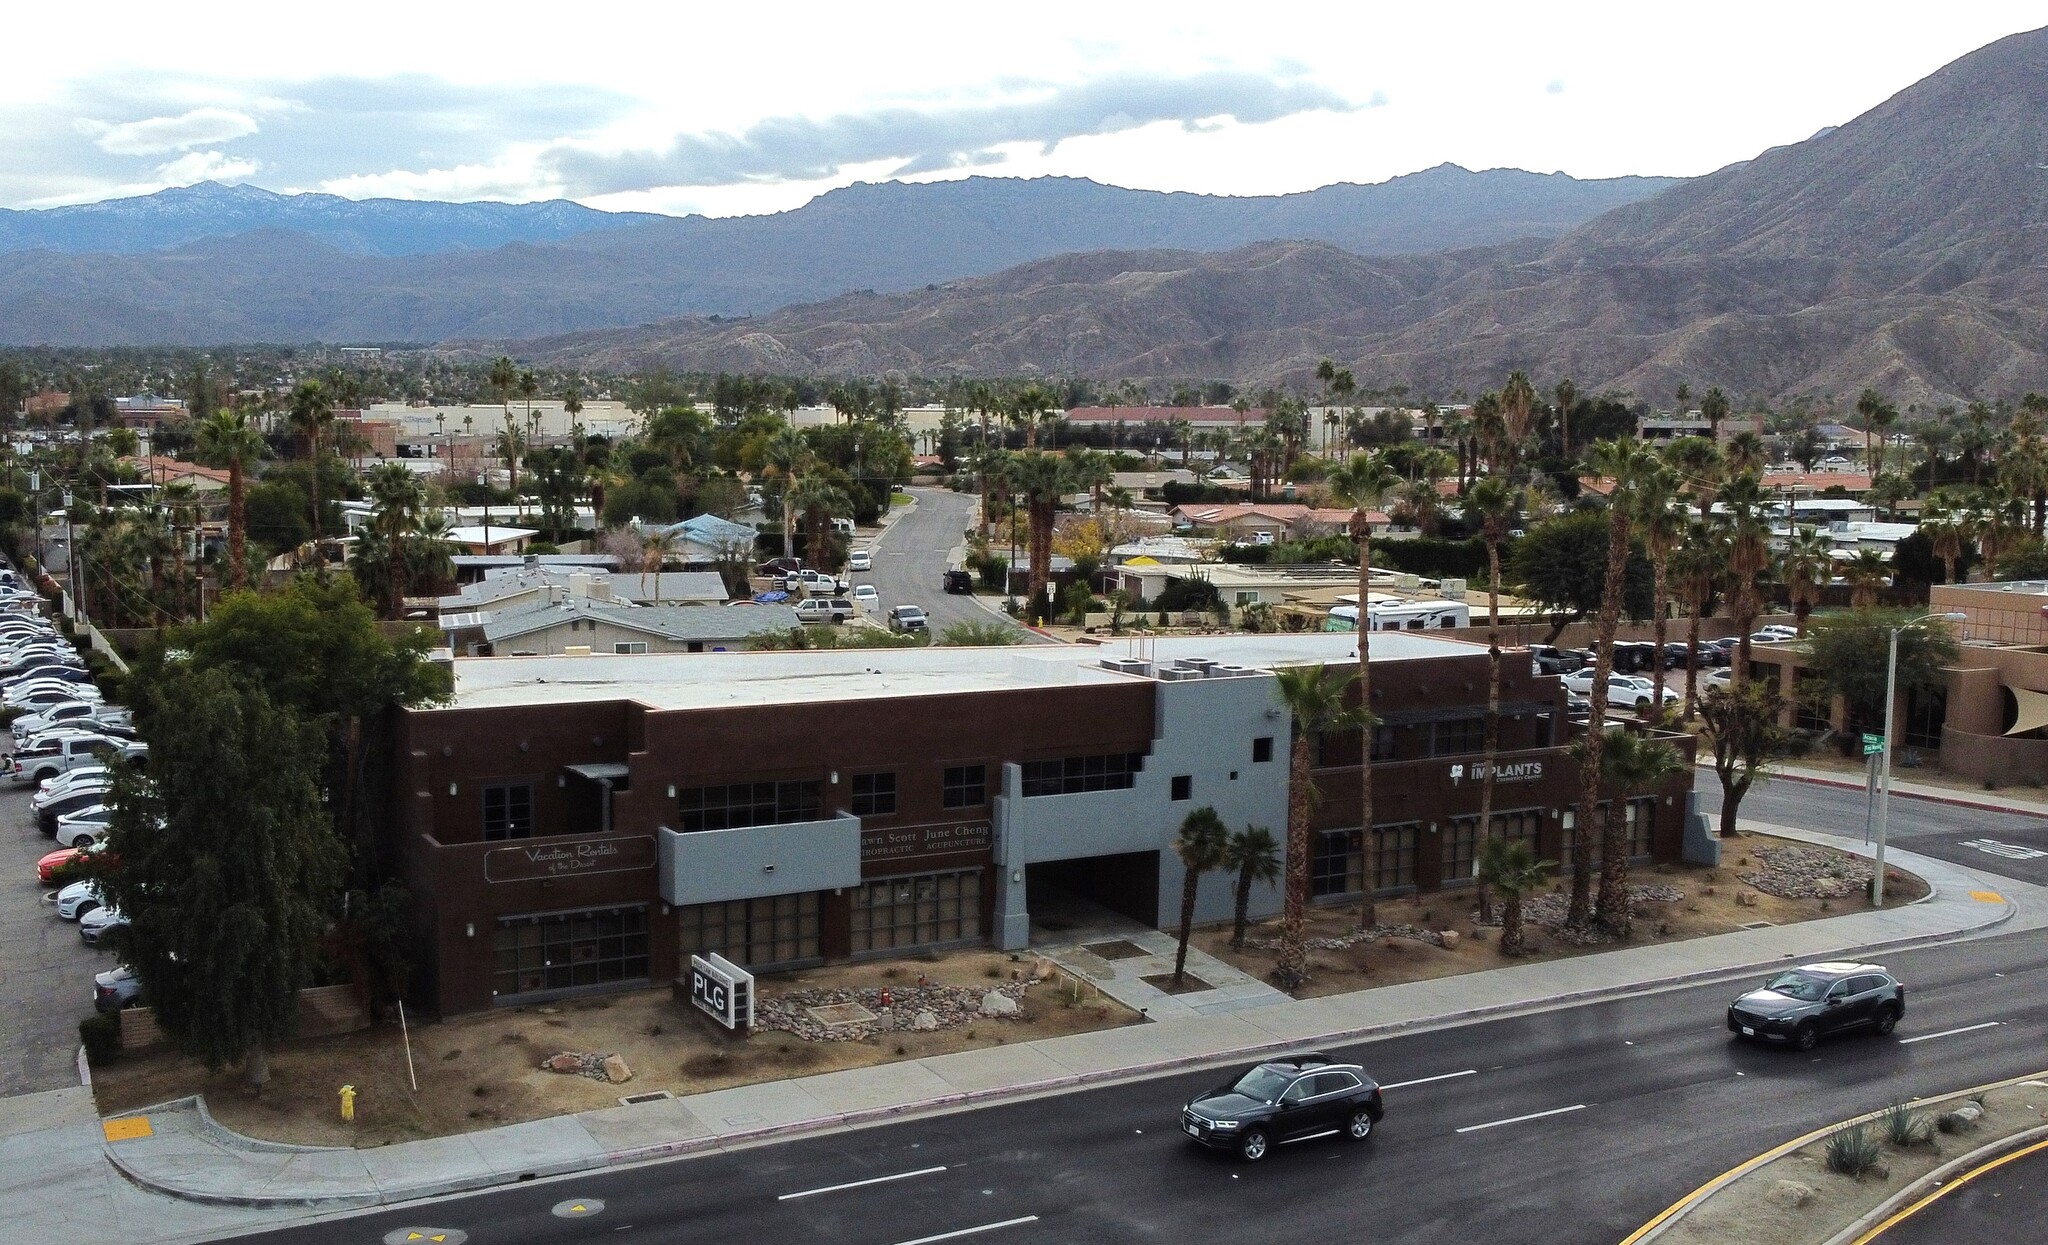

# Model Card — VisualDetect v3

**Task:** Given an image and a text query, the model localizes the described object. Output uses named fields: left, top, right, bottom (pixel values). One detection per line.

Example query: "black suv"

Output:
left=942, top=569, right=974, bottom=594
left=1181, top=1054, right=1383, bottom=1161
left=1727, top=962, right=1905, bottom=1051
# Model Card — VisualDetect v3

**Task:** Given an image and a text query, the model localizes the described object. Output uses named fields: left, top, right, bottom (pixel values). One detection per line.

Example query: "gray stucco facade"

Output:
left=991, top=668, right=1290, bottom=949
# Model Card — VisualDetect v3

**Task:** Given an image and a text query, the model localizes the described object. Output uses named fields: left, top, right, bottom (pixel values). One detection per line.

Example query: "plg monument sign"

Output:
left=687, top=953, right=754, bottom=1032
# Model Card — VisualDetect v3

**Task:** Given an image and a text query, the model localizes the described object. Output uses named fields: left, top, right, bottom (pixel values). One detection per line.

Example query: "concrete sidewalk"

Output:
left=67, top=826, right=2048, bottom=1240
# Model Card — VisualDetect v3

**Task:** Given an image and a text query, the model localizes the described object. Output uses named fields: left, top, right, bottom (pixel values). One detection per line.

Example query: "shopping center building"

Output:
left=387, top=634, right=1697, bottom=1015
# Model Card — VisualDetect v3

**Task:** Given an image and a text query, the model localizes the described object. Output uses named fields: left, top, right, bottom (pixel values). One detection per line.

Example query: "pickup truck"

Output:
left=12, top=701, right=133, bottom=741
left=9, top=733, right=147, bottom=786
left=784, top=568, right=849, bottom=596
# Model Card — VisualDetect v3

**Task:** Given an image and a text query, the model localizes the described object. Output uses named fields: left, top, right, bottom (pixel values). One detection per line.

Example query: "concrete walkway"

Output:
left=53, top=826, right=2048, bottom=1243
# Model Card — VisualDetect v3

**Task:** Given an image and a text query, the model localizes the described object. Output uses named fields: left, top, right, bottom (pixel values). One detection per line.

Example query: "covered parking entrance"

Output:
left=1025, top=851, right=1159, bottom=941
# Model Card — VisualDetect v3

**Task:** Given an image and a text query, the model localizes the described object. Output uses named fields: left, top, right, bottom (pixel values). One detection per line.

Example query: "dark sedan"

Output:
left=1181, top=1054, right=1383, bottom=1161
left=1727, top=962, right=1905, bottom=1051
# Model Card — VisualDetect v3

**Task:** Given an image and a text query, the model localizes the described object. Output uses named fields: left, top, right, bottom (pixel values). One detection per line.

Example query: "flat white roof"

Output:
left=445, top=631, right=1483, bottom=713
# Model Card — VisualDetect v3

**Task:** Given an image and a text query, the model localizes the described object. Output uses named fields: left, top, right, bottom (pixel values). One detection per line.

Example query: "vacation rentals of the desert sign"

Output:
left=484, top=834, right=656, bottom=882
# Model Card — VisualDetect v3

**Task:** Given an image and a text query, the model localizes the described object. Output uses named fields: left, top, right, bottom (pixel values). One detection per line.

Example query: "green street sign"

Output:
left=1862, top=733, right=1886, bottom=755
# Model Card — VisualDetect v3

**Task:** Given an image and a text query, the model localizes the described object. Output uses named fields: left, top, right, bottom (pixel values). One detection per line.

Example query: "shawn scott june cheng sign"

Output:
left=484, top=834, right=657, bottom=883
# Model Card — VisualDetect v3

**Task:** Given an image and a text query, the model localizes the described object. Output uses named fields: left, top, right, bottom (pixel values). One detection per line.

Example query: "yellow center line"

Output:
left=1852, top=1133, right=2048, bottom=1244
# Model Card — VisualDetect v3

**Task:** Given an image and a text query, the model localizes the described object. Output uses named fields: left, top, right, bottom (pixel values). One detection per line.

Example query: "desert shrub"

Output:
left=1882, top=1103, right=1933, bottom=1147
left=78, top=1012, right=121, bottom=1066
left=1824, top=1124, right=1883, bottom=1176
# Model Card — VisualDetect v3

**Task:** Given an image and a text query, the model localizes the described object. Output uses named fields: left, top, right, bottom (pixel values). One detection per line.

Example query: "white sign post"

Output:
left=689, top=953, right=755, bottom=1031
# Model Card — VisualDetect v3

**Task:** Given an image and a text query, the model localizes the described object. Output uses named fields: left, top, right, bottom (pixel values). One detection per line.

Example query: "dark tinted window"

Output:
left=1019, top=752, right=1143, bottom=797
left=1431, top=717, right=1486, bottom=756
left=1252, top=736, right=1273, bottom=763
left=1312, top=1072, right=1359, bottom=1095
left=942, top=765, right=986, bottom=808
left=677, top=780, right=823, bottom=831
left=1280, top=1079, right=1313, bottom=1103
left=482, top=782, right=535, bottom=841
left=1171, top=775, right=1192, bottom=801
left=1763, top=971, right=1827, bottom=1001
left=851, top=772, right=897, bottom=817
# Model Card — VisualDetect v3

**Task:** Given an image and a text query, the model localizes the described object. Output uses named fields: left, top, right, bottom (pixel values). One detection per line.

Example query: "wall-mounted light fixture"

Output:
left=667, top=784, right=677, bottom=798
left=556, top=775, right=567, bottom=788
left=465, top=923, right=474, bottom=938
left=1011, top=870, right=1022, bottom=883
left=829, top=771, right=840, bottom=784
left=448, top=782, right=458, bottom=796
left=441, top=745, right=453, bottom=757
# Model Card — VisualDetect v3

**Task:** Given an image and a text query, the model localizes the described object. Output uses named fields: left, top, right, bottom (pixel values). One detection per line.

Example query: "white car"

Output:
left=1703, top=668, right=1735, bottom=692
left=852, top=585, right=880, bottom=610
left=1561, top=671, right=1682, bottom=710
left=56, top=879, right=103, bottom=920
left=54, top=804, right=111, bottom=848
left=80, top=905, right=125, bottom=944
left=5, top=683, right=102, bottom=710
left=848, top=551, right=872, bottom=572
left=36, top=765, right=108, bottom=800
left=13, top=702, right=131, bottom=739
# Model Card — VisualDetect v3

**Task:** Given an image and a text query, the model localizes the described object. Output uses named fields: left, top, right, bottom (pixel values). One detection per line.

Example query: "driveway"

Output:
left=857, top=487, right=1042, bottom=642
left=0, top=767, right=106, bottom=1096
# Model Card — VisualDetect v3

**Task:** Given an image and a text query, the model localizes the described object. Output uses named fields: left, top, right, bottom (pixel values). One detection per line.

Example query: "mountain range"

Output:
left=499, top=26, right=2048, bottom=408
left=0, top=166, right=1675, bottom=345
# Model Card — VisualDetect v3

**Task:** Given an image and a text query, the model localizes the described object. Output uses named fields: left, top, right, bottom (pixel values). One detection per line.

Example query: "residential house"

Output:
left=446, top=595, right=800, bottom=657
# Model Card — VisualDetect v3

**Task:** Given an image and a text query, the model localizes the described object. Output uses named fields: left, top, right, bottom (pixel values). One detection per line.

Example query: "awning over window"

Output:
left=2006, top=687, right=2048, bottom=737
left=564, top=763, right=631, bottom=781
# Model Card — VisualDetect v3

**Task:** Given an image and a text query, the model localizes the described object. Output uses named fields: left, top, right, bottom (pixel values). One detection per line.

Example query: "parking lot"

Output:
left=0, top=767, right=107, bottom=1095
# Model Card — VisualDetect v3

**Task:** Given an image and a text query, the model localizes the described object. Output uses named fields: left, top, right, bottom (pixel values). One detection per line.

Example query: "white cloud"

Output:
left=154, top=150, right=260, bottom=183
left=80, top=106, right=259, bottom=156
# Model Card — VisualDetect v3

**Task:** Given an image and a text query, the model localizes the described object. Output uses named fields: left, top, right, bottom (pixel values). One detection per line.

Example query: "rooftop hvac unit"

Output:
left=1099, top=657, right=1152, bottom=676
left=1176, top=657, right=1218, bottom=673
left=1156, top=667, right=1201, bottom=682
left=1210, top=664, right=1252, bottom=678
left=1440, top=578, right=1467, bottom=600
left=1394, top=573, right=1420, bottom=590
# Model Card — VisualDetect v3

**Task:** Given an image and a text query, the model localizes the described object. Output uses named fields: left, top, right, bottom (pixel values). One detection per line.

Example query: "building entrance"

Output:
left=1026, top=851, right=1160, bottom=937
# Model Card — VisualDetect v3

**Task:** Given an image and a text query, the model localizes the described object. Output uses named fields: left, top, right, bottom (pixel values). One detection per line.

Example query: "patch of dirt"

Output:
left=1139, top=973, right=1212, bottom=995
left=1082, top=939, right=1154, bottom=962
left=1664, top=1079, right=2048, bottom=1245
left=89, top=950, right=1140, bottom=1149
left=1195, top=832, right=1930, bottom=999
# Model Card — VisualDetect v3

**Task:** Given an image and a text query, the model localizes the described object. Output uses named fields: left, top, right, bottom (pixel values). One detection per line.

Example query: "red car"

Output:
left=37, top=842, right=107, bottom=884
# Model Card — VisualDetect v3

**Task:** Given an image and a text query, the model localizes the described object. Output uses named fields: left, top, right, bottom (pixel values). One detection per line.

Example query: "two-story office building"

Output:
left=388, top=634, right=1695, bottom=1015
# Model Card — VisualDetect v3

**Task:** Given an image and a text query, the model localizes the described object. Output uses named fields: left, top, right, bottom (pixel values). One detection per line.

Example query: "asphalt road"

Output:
left=0, top=742, right=109, bottom=1096
left=1878, top=1140, right=2048, bottom=1244
left=1699, top=769, right=2048, bottom=888
left=219, top=914, right=2048, bottom=1245
left=859, top=487, right=1036, bottom=641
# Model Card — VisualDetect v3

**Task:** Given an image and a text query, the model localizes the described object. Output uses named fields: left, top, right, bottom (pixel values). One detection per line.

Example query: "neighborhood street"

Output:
left=859, top=487, right=1038, bottom=641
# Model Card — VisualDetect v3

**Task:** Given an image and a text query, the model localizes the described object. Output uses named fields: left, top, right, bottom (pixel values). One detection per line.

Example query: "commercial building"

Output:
left=388, top=634, right=1695, bottom=1015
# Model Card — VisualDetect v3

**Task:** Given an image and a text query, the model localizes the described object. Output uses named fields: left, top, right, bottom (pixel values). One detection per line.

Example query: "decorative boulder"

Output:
left=911, top=1010, right=940, bottom=1032
left=602, top=1055, right=633, bottom=1084
left=1766, top=1180, right=1814, bottom=1209
left=543, top=1052, right=584, bottom=1073
left=980, top=991, right=1021, bottom=1017
left=1439, top=930, right=1460, bottom=950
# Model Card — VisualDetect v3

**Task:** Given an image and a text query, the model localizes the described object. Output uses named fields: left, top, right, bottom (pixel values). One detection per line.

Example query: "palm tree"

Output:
left=1225, top=825, right=1282, bottom=949
left=1845, top=549, right=1890, bottom=608
left=365, top=462, right=426, bottom=616
left=1170, top=807, right=1230, bottom=987
left=1272, top=664, right=1368, bottom=991
left=1499, top=371, right=1540, bottom=466
left=517, top=369, right=540, bottom=427
left=1326, top=451, right=1400, bottom=929
left=1637, top=468, right=1684, bottom=706
left=2000, top=410, right=2048, bottom=536
left=1699, top=386, right=1731, bottom=442
left=1007, top=452, right=1070, bottom=625
left=487, top=356, right=517, bottom=413
left=788, top=475, right=853, bottom=569
left=1568, top=437, right=1658, bottom=931
left=1978, top=492, right=2022, bottom=582
left=1868, top=397, right=1901, bottom=478
left=1476, top=837, right=1550, bottom=956
left=1463, top=475, right=1517, bottom=920
left=640, top=526, right=683, bottom=602
left=1069, top=449, right=1114, bottom=517
left=762, top=426, right=811, bottom=559
left=193, top=404, right=264, bottom=589
left=286, top=378, right=334, bottom=562
left=1725, top=430, right=1767, bottom=475
left=1718, top=472, right=1775, bottom=680
left=1664, top=436, right=1725, bottom=520
left=497, top=415, right=528, bottom=499
left=1574, top=728, right=1687, bottom=938
left=1554, top=378, right=1579, bottom=459
left=1922, top=492, right=1976, bottom=584
left=1781, top=526, right=1833, bottom=636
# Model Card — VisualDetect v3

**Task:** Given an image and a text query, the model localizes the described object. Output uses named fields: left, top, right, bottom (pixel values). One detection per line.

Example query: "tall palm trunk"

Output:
left=1352, top=510, right=1377, bottom=930
left=781, top=491, right=797, bottom=560
left=1501, top=891, right=1526, bottom=956
left=1650, top=562, right=1671, bottom=707
left=1276, top=735, right=1315, bottom=990
left=1596, top=793, right=1633, bottom=937
left=1026, top=498, right=1054, bottom=624
left=307, top=430, right=322, bottom=559
left=1475, top=535, right=1503, bottom=922
left=1172, top=867, right=1202, bottom=986
left=1232, top=864, right=1255, bottom=949
left=1569, top=506, right=1631, bottom=931
left=1683, top=592, right=1705, bottom=723
left=227, top=460, right=247, bottom=589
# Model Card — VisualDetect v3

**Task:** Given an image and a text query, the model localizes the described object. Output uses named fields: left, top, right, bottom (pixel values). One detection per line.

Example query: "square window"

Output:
left=851, top=772, right=897, bottom=817
left=1171, top=775, right=1192, bottom=801
left=613, top=641, right=649, bottom=654
left=942, top=764, right=987, bottom=808
left=482, top=782, right=535, bottom=841
left=1252, top=736, right=1274, bottom=763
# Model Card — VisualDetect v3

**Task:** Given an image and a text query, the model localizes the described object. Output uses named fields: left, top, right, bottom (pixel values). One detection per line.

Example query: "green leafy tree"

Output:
left=1476, top=837, right=1551, bottom=956
left=1225, top=825, right=1282, bottom=949
left=1509, top=510, right=1652, bottom=642
left=100, top=666, right=344, bottom=1091
left=1272, top=664, right=1369, bottom=990
left=1170, top=807, right=1230, bottom=986
left=1699, top=680, right=1793, bottom=837
left=1803, top=610, right=1961, bottom=737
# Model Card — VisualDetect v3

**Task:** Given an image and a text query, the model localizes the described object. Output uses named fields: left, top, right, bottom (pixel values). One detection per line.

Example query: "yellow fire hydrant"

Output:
left=339, top=1085, right=357, bottom=1123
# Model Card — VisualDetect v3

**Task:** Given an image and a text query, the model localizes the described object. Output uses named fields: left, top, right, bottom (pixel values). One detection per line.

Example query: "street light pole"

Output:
left=1874, top=610, right=1968, bottom=908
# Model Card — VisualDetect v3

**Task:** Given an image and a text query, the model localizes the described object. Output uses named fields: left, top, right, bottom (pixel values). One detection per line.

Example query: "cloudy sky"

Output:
left=6, top=3, right=2044, bottom=215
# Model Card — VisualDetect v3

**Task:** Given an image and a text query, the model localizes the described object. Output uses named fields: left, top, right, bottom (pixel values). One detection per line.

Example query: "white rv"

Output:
left=1327, top=598, right=1471, bottom=632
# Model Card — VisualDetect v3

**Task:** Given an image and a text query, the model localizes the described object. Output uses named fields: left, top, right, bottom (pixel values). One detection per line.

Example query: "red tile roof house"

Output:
left=1169, top=503, right=1391, bottom=541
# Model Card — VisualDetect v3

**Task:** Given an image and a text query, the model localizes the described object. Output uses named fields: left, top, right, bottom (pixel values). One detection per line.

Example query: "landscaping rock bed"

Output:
left=757, top=982, right=1036, bottom=1042
left=1477, top=884, right=1686, bottom=931
left=1245, top=922, right=1448, bottom=952
left=539, top=1051, right=633, bottom=1083
left=1740, top=845, right=1873, bottom=899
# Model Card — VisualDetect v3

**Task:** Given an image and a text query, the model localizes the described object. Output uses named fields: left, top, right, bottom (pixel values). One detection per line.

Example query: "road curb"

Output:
left=1825, top=1121, right=2048, bottom=1245
left=1623, top=1069, right=2048, bottom=1244
left=1755, top=767, right=2048, bottom=819
left=109, top=858, right=2019, bottom=1211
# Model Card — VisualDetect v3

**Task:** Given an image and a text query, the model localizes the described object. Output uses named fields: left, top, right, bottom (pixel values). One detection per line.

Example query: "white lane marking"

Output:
left=778, top=1165, right=949, bottom=1201
left=1455, top=1104, right=1587, bottom=1134
left=890, top=1217, right=1040, bottom=1245
left=1899, top=1021, right=2002, bottom=1045
left=1959, top=839, right=2048, bottom=860
left=1381, top=1069, right=1479, bottom=1091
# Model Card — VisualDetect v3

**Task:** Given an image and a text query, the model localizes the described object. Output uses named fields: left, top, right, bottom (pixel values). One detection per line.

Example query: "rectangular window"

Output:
left=613, top=641, right=649, bottom=654
left=851, top=772, right=897, bottom=817
left=849, top=868, right=984, bottom=953
left=492, top=906, right=648, bottom=999
left=1375, top=823, right=1419, bottom=890
left=1560, top=805, right=1607, bottom=869
left=1314, top=726, right=1396, bottom=767
left=1430, top=717, right=1486, bottom=757
left=1171, top=775, right=1192, bottom=801
left=482, top=782, right=535, bottom=841
left=1311, top=829, right=1364, bottom=898
left=1374, top=724, right=1398, bottom=761
left=1629, top=797, right=1656, bottom=858
left=676, top=892, right=821, bottom=968
left=1252, top=736, right=1274, bottom=763
left=676, top=780, right=823, bottom=832
left=942, top=764, right=987, bottom=809
left=1493, top=808, right=1544, bottom=859
left=1019, top=752, right=1143, bottom=797
left=1442, top=816, right=1480, bottom=884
